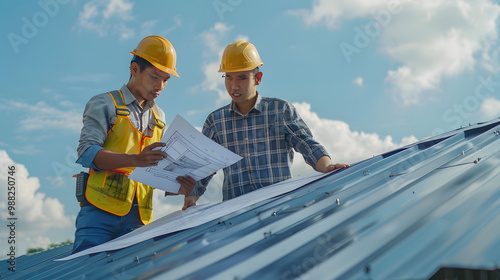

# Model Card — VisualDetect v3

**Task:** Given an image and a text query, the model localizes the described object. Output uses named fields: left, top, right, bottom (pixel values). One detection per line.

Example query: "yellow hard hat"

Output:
left=130, top=35, right=180, bottom=78
left=218, top=40, right=263, bottom=73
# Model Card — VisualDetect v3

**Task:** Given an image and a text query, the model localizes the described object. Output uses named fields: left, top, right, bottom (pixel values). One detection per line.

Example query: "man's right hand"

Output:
left=176, top=176, right=196, bottom=195
left=182, top=195, right=198, bottom=210
left=93, top=142, right=166, bottom=170
left=135, top=142, right=167, bottom=167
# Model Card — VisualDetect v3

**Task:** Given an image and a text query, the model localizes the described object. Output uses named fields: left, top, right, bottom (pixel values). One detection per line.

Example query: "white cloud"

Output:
left=235, top=35, right=249, bottom=43
left=75, top=0, right=135, bottom=39
left=0, top=100, right=82, bottom=134
left=102, top=0, right=133, bottom=20
left=200, top=22, right=232, bottom=57
left=23, top=236, right=52, bottom=252
left=152, top=191, right=184, bottom=219
left=291, top=102, right=417, bottom=176
left=198, top=22, right=246, bottom=108
left=139, top=16, right=183, bottom=38
left=140, top=20, right=160, bottom=36
left=353, top=77, right=363, bottom=86
left=202, top=61, right=229, bottom=107
left=194, top=23, right=255, bottom=110
left=114, top=23, right=135, bottom=40
left=479, top=97, right=500, bottom=119
left=163, top=15, right=183, bottom=35
left=196, top=172, right=224, bottom=204
left=0, top=150, right=74, bottom=256
left=288, top=0, right=390, bottom=30
left=46, top=176, right=66, bottom=188
left=186, top=109, right=207, bottom=117
left=290, top=0, right=500, bottom=106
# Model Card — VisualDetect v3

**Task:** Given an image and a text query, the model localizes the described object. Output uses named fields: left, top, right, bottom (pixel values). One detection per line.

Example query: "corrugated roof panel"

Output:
left=2, top=118, right=500, bottom=280
left=0, top=245, right=72, bottom=279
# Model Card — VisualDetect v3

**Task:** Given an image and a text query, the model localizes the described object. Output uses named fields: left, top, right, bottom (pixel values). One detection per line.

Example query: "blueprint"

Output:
left=57, top=170, right=335, bottom=261
left=129, top=115, right=242, bottom=193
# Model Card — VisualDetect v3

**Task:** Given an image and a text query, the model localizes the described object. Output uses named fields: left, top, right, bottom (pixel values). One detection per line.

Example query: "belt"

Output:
left=81, top=198, right=139, bottom=207
left=81, top=198, right=92, bottom=207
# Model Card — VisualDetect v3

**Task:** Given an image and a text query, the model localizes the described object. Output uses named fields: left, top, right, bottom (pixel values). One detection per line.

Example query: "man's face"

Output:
left=224, top=70, right=262, bottom=109
left=130, top=63, right=170, bottom=103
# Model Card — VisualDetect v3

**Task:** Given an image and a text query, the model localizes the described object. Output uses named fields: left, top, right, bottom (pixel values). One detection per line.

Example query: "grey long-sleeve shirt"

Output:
left=76, top=84, right=165, bottom=170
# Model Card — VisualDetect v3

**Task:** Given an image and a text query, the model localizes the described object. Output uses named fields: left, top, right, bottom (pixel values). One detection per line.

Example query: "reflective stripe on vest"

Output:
left=85, top=90, right=164, bottom=224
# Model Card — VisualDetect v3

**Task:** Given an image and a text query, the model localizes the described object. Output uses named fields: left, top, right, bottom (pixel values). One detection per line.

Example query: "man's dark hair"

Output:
left=131, top=55, right=153, bottom=72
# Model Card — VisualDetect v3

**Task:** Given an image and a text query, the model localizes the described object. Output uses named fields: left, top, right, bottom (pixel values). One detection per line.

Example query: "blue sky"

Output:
left=1, top=0, right=500, bottom=255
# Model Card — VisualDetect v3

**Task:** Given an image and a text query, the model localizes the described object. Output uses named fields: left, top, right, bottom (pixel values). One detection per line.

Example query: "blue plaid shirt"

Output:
left=193, top=94, right=329, bottom=200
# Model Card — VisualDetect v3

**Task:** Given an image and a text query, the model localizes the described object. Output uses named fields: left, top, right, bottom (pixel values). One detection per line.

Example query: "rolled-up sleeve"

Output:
left=283, top=102, right=329, bottom=170
left=76, top=94, right=114, bottom=169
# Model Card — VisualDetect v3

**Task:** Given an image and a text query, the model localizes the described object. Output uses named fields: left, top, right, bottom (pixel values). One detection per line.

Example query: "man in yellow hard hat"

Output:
left=72, top=35, right=196, bottom=254
left=182, top=40, right=349, bottom=209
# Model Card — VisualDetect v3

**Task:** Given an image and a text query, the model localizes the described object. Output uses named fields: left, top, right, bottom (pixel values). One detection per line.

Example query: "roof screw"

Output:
left=363, top=170, right=370, bottom=176
left=461, top=151, right=465, bottom=156
left=336, top=198, right=340, bottom=205
left=273, top=212, right=277, bottom=217
left=135, top=256, right=140, bottom=264
left=365, top=264, right=371, bottom=274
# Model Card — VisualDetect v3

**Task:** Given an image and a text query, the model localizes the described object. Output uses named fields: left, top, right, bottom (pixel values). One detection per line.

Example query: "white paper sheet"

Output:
left=129, top=115, right=242, bottom=193
left=57, top=170, right=335, bottom=261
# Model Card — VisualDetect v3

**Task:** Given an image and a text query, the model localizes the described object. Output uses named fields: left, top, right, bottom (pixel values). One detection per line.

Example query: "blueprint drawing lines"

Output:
left=129, top=114, right=242, bottom=193
left=146, top=131, right=226, bottom=182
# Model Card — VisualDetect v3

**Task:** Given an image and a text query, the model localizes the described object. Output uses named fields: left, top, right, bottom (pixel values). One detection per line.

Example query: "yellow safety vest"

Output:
left=85, top=90, right=165, bottom=224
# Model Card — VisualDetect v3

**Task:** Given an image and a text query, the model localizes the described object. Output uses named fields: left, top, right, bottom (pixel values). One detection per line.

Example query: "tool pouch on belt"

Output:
left=75, top=171, right=89, bottom=202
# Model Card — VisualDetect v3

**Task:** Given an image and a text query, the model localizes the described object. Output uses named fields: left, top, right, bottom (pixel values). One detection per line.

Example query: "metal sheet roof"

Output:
left=2, top=118, right=500, bottom=280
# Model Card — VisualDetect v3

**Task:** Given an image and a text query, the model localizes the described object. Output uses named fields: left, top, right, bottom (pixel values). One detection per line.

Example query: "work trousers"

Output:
left=72, top=200, right=143, bottom=254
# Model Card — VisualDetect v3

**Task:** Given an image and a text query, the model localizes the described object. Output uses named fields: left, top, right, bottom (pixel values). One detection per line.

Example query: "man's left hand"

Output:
left=320, top=163, right=349, bottom=173
left=315, top=155, right=349, bottom=173
left=176, top=175, right=196, bottom=195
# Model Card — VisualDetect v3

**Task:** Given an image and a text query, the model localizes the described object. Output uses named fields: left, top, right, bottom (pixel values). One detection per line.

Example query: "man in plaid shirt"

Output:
left=183, top=41, right=348, bottom=210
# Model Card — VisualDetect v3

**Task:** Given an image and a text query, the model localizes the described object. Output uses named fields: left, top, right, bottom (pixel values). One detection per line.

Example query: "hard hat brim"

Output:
left=130, top=52, right=180, bottom=78
left=218, top=62, right=263, bottom=73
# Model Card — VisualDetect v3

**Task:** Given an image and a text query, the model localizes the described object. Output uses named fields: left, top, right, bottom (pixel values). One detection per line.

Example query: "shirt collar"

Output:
left=120, top=84, right=156, bottom=109
left=229, top=92, right=262, bottom=115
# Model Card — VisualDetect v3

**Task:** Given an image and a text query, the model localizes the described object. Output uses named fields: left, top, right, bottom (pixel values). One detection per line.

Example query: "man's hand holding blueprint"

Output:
left=129, top=115, right=243, bottom=193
